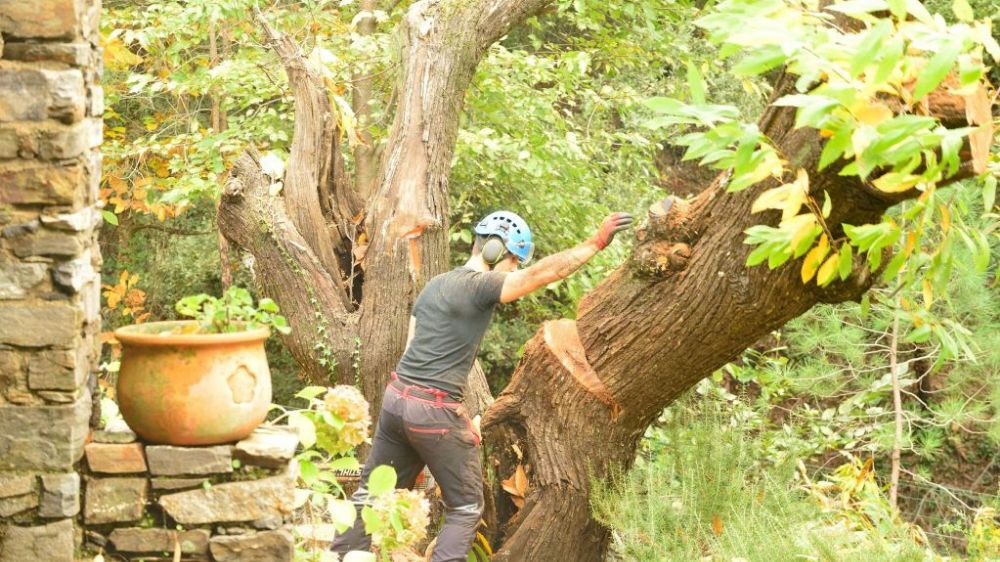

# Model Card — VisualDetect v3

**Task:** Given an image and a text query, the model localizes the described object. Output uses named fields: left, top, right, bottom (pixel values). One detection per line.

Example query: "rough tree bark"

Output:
left=215, top=1, right=989, bottom=560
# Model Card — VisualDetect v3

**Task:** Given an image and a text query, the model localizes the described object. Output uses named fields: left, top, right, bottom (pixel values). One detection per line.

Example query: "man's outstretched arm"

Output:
left=500, top=213, right=633, bottom=303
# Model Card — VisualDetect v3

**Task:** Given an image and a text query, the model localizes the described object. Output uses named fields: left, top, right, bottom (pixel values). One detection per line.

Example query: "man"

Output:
left=331, top=210, right=633, bottom=561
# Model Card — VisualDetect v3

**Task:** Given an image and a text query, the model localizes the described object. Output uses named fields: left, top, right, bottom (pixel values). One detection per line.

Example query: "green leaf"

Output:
left=257, top=298, right=279, bottom=313
left=101, top=210, right=119, bottom=226
left=913, top=40, right=962, bottom=101
left=299, top=459, right=319, bottom=485
left=390, top=510, right=404, bottom=533
left=874, top=35, right=904, bottom=84
left=288, top=412, right=317, bottom=448
left=819, top=126, right=851, bottom=171
left=952, top=0, right=974, bottom=21
left=328, top=498, right=357, bottom=532
left=295, top=386, right=328, bottom=401
left=838, top=243, right=853, bottom=281
left=686, top=61, right=706, bottom=104
left=643, top=97, right=684, bottom=114
left=367, top=465, right=397, bottom=497
left=746, top=243, right=774, bottom=267
left=732, top=45, right=787, bottom=76
left=851, top=20, right=892, bottom=77
left=983, top=175, right=997, bottom=215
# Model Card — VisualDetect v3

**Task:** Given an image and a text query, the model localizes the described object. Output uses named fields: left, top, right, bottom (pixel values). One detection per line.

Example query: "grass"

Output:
left=592, top=397, right=934, bottom=562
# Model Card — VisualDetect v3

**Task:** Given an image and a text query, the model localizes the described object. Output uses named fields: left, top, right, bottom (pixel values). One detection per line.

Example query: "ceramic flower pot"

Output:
left=114, top=320, right=272, bottom=445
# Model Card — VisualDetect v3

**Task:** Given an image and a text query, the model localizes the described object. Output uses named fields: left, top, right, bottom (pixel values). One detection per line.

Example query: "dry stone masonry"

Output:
left=82, top=426, right=299, bottom=561
left=0, top=0, right=102, bottom=559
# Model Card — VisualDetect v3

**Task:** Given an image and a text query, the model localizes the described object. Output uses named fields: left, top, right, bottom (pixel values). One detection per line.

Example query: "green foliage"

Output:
left=174, top=286, right=290, bottom=334
left=593, top=397, right=933, bottom=561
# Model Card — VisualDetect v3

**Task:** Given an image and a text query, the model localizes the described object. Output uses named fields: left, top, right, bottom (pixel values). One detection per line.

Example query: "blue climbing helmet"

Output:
left=473, top=211, right=535, bottom=264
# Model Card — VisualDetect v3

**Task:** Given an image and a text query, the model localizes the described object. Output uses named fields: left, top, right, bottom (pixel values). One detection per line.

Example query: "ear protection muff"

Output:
left=481, top=236, right=507, bottom=265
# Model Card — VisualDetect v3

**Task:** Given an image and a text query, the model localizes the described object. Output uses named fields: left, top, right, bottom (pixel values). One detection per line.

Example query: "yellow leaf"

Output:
left=711, top=514, right=724, bottom=536
left=872, top=172, right=921, bottom=193
left=939, top=204, right=950, bottom=233
left=790, top=216, right=818, bottom=250
left=903, top=231, right=917, bottom=257
left=816, top=253, right=840, bottom=286
left=922, top=279, right=934, bottom=308
left=801, top=234, right=829, bottom=283
left=751, top=186, right=789, bottom=215
left=851, top=102, right=894, bottom=126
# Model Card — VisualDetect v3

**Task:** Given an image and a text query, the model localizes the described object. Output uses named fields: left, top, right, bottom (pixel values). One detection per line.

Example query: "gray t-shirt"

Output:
left=395, top=266, right=507, bottom=398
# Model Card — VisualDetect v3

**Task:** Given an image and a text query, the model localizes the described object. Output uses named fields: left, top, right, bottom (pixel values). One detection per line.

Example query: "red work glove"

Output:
left=590, top=212, right=634, bottom=250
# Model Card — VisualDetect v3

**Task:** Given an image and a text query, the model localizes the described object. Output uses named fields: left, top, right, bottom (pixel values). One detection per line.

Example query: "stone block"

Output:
left=0, top=519, right=73, bottom=562
left=0, top=0, right=85, bottom=40
left=40, top=206, right=100, bottom=232
left=36, top=390, right=76, bottom=403
left=150, top=477, right=208, bottom=492
left=0, top=302, right=78, bottom=347
left=0, top=126, right=16, bottom=158
left=0, top=160, right=83, bottom=206
left=52, top=250, right=97, bottom=292
left=1, top=42, right=91, bottom=66
left=0, top=261, right=47, bottom=299
left=209, top=530, right=293, bottom=562
left=146, top=445, right=233, bottom=477
left=88, top=85, right=103, bottom=116
left=0, top=474, right=34, bottom=498
left=0, top=492, right=37, bottom=516
left=93, top=429, right=137, bottom=444
left=0, top=217, right=39, bottom=238
left=234, top=426, right=299, bottom=469
left=9, top=230, right=83, bottom=258
left=84, top=477, right=146, bottom=525
left=27, top=348, right=82, bottom=391
left=85, top=442, right=147, bottom=474
left=37, top=118, right=102, bottom=159
left=38, top=472, right=79, bottom=517
left=0, top=64, right=85, bottom=123
left=0, top=391, right=90, bottom=470
left=159, top=476, right=294, bottom=525
left=109, top=528, right=210, bottom=556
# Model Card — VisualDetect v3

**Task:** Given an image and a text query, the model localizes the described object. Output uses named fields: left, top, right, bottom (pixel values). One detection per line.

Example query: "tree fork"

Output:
left=218, top=149, right=358, bottom=385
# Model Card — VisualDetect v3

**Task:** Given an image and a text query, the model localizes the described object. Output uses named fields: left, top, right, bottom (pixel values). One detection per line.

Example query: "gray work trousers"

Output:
left=330, top=376, right=483, bottom=562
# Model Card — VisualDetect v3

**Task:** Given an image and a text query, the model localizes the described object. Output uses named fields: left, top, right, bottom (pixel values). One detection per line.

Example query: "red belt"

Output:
left=388, top=372, right=462, bottom=408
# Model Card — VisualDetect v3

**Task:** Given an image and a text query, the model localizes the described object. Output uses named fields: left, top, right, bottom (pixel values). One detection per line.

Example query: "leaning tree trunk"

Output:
left=480, top=69, right=985, bottom=559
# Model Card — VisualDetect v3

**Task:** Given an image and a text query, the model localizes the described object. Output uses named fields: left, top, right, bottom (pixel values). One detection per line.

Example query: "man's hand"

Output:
left=589, top=212, right=634, bottom=250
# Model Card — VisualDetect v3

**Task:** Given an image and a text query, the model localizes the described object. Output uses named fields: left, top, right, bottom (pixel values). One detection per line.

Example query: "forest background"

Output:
left=96, top=0, right=999, bottom=559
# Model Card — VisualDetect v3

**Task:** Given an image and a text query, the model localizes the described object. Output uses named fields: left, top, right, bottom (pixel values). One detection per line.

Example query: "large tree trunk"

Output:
left=480, top=71, right=981, bottom=560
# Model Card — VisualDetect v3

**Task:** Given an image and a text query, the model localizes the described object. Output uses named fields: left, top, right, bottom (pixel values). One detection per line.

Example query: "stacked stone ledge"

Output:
left=0, top=0, right=103, bottom=559
left=83, top=426, right=299, bottom=561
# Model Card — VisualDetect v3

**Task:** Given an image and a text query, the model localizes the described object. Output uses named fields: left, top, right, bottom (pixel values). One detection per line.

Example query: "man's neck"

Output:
left=464, top=256, right=489, bottom=272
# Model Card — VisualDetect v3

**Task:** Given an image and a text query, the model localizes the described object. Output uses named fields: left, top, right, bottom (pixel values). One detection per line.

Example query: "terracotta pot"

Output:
left=114, top=320, right=272, bottom=445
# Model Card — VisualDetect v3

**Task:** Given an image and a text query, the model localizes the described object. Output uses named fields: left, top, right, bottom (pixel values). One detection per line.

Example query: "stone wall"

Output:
left=80, top=426, right=299, bottom=561
left=0, top=0, right=103, bottom=560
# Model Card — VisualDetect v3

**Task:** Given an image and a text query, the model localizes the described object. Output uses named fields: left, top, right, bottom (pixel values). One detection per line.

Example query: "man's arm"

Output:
left=500, top=213, right=633, bottom=303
